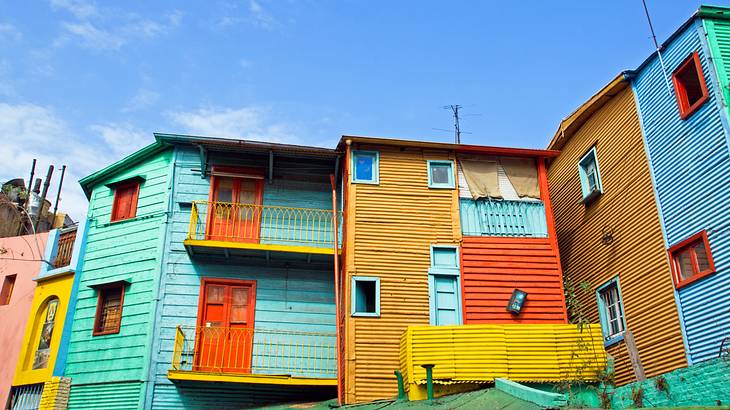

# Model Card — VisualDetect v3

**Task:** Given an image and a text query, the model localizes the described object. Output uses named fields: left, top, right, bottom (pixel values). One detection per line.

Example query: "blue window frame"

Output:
left=352, top=150, right=379, bottom=184
left=351, top=276, right=380, bottom=317
left=427, top=160, right=455, bottom=189
left=578, top=147, right=603, bottom=202
left=596, top=278, right=626, bottom=347
left=428, top=245, right=462, bottom=326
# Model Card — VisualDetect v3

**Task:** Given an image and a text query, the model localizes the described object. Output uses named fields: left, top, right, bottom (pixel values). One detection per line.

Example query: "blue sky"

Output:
left=0, top=0, right=723, bottom=219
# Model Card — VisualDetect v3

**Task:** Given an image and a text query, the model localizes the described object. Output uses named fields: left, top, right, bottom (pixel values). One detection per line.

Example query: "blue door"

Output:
left=433, top=275, right=460, bottom=325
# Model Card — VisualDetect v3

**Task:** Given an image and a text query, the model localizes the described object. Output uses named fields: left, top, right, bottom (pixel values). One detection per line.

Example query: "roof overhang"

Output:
left=339, top=135, right=560, bottom=158
left=154, top=133, right=340, bottom=160
left=547, top=73, right=630, bottom=151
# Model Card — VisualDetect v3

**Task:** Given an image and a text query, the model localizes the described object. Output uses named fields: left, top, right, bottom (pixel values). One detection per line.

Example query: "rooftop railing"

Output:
left=460, top=199, right=548, bottom=237
left=52, top=229, right=76, bottom=268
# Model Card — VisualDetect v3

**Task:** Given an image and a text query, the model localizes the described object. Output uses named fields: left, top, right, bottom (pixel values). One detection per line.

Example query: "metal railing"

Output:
left=52, top=229, right=76, bottom=268
left=187, top=201, right=341, bottom=248
left=171, top=325, right=336, bottom=378
left=460, top=199, right=548, bottom=237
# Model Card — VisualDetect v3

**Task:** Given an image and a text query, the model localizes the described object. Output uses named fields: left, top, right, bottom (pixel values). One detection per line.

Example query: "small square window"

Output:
left=596, top=278, right=626, bottom=345
left=93, top=284, right=125, bottom=335
left=352, top=276, right=380, bottom=317
left=0, top=274, right=17, bottom=305
left=427, top=160, right=455, bottom=189
left=110, top=180, right=140, bottom=222
left=352, top=151, right=379, bottom=184
left=578, top=147, right=603, bottom=203
left=668, top=230, right=716, bottom=289
left=672, top=52, right=709, bottom=120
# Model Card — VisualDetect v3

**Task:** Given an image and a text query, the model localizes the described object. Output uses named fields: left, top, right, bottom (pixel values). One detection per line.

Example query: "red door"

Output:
left=207, top=171, right=264, bottom=242
left=195, top=279, right=256, bottom=373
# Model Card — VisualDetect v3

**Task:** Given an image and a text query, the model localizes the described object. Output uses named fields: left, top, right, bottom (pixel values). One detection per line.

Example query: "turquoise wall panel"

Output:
left=67, top=381, right=143, bottom=410
left=64, top=149, right=172, bottom=390
left=633, top=20, right=730, bottom=363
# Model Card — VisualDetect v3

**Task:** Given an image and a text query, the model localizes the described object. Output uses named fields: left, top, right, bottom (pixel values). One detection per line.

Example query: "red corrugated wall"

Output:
left=461, top=236, right=567, bottom=324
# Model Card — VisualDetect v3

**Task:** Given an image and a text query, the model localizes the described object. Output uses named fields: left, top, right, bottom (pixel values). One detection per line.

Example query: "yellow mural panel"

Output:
left=13, top=272, right=74, bottom=387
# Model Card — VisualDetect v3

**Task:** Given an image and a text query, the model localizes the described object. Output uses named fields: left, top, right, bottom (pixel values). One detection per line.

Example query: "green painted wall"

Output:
left=703, top=11, right=730, bottom=117
left=610, top=357, right=730, bottom=408
left=64, top=148, right=173, bottom=408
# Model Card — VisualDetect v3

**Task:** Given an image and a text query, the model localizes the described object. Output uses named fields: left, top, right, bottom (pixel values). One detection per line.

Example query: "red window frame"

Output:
left=671, top=52, right=710, bottom=120
left=668, top=230, right=716, bottom=289
left=0, top=274, right=17, bottom=305
left=93, top=283, right=126, bottom=336
left=110, top=180, right=141, bottom=222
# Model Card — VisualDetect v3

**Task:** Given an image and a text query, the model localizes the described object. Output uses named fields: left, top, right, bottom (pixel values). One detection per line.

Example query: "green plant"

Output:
left=630, top=385, right=644, bottom=408
left=654, top=375, right=669, bottom=394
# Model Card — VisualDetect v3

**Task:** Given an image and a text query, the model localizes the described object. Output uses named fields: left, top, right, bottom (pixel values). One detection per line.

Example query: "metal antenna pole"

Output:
left=34, top=165, right=53, bottom=231
left=51, top=165, right=66, bottom=228
left=642, top=0, right=673, bottom=93
left=451, top=104, right=462, bottom=144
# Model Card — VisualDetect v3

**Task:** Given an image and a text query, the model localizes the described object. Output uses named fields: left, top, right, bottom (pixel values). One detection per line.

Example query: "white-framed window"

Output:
left=352, top=150, right=379, bottom=184
left=596, top=278, right=626, bottom=345
left=578, top=147, right=603, bottom=203
left=427, top=160, right=455, bottom=189
left=351, top=276, right=380, bottom=317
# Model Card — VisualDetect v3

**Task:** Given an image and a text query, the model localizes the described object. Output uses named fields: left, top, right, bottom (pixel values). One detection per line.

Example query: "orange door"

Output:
left=207, top=173, right=263, bottom=242
left=195, top=280, right=256, bottom=373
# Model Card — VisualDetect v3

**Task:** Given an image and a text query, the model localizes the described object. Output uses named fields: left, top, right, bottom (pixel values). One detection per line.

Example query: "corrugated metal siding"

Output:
left=151, top=382, right=335, bottom=409
left=462, top=237, right=566, bottom=324
left=345, top=144, right=460, bottom=403
left=67, top=381, right=142, bottom=410
left=634, top=20, right=730, bottom=363
left=548, top=86, right=687, bottom=383
left=64, top=149, right=173, bottom=388
left=400, top=324, right=606, bottom=384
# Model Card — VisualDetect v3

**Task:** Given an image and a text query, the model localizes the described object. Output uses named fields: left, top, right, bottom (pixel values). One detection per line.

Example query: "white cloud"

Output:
left=239, top=59, right=253, bottom=69
left=49, top=0, right=98, bottom=19
left=123, top=88, right=160, bottom=112
left=59, top=21, right=125, bottom=50
left=0, top=103, right=151, bottom=221
left=0, top=23, right=22, bottom=42
left=53, top=6, right=183, bottom=51
left=248, top=0, right=280, bottom=30
left=167, top=106, right=301, bottom=144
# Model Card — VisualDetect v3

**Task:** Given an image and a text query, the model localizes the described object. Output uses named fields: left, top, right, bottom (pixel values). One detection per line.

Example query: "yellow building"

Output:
left=9, top=223, right=86, bottom=410
left=547, top=74, right=687, bottom=385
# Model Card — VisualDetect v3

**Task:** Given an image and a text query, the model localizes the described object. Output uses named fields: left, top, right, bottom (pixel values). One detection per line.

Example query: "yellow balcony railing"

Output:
left=187, top=201, right=341, bottom=248
left=171, top=325, right=336, bottom=378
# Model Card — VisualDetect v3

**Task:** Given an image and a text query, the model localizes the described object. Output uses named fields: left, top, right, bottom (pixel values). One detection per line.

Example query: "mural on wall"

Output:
left=32, top=298, right=58, bottom=370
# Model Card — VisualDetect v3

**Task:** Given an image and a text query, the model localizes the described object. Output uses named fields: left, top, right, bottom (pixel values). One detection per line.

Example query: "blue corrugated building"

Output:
left=630, top=6, right=730, bottom=365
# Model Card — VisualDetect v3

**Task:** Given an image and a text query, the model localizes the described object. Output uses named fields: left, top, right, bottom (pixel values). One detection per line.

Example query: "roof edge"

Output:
left=547, top=73, right=630, bottom=151
left=339, top=135, right=559, bottom=158
left=79, top=140, right=167, bottom=199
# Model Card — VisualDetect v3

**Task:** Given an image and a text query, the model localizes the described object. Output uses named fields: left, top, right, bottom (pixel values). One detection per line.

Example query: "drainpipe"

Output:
left=394, top=370, right=407, bottom=400
left=330, top=173, right=342, bottom=406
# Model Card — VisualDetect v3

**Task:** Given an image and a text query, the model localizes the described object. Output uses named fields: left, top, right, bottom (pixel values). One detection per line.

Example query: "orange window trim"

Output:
left=110, top=180, right=140, bottom=222
left=92, top=283, right=126, bottom=336
left=668, top=230, right=716, bottom=289
left=671, top=52, right=710, bottom=120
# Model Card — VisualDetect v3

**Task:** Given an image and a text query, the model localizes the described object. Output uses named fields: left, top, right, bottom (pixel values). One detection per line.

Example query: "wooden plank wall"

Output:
left=149, top=147, right=337, bottom=408
left=64, top=149, right=173, bottom=409
left=343, top=143, right=461, bottom=403
left=547, top=87, right=687, bottom=384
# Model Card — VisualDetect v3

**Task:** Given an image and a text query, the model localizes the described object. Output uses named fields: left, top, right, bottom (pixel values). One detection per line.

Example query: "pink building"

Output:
left=0, top=232, right=49, bottom=407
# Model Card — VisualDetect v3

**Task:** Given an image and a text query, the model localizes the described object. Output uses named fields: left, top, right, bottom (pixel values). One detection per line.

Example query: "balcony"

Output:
left=168, top=325, right=337, bottom=386
left=184, top=201, right=341, bottom=257
left=52, top=229, right=76, bottom=268
left=460, top=199, right=548, bottom=237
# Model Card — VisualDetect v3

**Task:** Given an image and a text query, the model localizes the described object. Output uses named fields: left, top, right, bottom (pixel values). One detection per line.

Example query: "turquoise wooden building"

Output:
left=64, top=134, right=341, bottom=409
left=630, top=5, right=730, bottom=366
